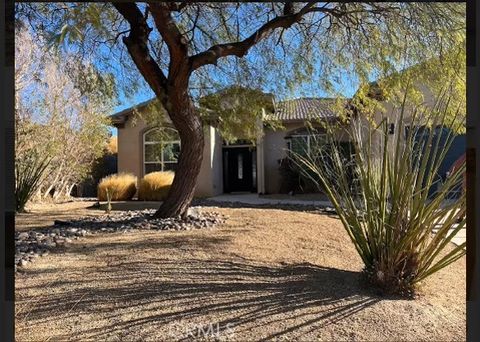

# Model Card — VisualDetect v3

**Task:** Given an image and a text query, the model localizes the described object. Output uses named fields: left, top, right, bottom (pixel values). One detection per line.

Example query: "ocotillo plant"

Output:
left=292, top=93, right=465, bottom=296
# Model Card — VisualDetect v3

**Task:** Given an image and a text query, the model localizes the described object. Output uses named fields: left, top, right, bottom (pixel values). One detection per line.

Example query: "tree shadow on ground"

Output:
left=191, top=198, right=333, bottom=214
left=84, top=198, right=330, bottom=214
left=17, top=233, right=385, bottom=341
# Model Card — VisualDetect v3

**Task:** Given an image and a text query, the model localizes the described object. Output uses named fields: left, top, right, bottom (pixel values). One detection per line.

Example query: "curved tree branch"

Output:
left=112, top=2, right=169, bottom=103
left=189, top=2, right=321, bottom=70
left=148, top=2, right=189, bottom=78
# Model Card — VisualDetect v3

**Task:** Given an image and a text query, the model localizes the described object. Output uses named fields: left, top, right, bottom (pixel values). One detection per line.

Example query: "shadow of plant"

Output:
left=17, top=233, right=381, bottom=341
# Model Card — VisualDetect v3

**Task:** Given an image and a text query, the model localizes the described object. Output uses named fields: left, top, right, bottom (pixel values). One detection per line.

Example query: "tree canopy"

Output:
left=16, top=2, right=465, bottom=118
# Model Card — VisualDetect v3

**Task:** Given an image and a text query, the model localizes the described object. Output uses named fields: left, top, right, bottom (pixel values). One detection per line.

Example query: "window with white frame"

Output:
left=286, top=133, right=326, bottom=156
left=144, top=128, right=181, bottom=174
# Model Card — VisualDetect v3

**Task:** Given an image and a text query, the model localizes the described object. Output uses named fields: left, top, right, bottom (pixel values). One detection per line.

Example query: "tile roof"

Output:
left=110, top=97, right=347, bottom=127
left=109, top=98, right=157, bottom=126
left=272, top=98, right=342, bottom=122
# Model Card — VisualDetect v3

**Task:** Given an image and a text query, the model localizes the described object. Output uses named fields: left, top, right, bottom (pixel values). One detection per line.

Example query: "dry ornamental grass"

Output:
left=97, top=173, right=137, bottom=201
left=138, top=171, right=175, bottom=201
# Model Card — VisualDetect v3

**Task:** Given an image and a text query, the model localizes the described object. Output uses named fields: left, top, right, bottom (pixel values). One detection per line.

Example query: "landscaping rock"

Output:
left=14, top=206, right=226, bottom=272
left=18, top=232, right=29, bottom=240
left=323, top=207, right=337, bottom=214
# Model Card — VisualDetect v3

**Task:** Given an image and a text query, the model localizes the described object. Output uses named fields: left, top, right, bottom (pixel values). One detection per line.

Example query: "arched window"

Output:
left=143, top=127, right=180, bottom=174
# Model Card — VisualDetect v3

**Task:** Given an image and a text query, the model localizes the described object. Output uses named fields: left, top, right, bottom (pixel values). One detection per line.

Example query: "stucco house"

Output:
left=110, top=96, right=356, bottom=197
left=110, top=85, right=465, bottom=198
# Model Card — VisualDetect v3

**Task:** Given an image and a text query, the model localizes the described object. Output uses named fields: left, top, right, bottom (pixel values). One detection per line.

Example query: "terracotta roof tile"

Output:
left=272, top=98, right=342, bottom=122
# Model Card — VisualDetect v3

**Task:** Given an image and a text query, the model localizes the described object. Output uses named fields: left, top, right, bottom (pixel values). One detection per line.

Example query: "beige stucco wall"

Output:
left=262, top=123, right=296, bottom=194
left=262, top=121, right=351, bottom=194
left=350, top=82, right=439, bottom=159
left=196, top=126, right=223, bottom=197
left=117, top=117, right=147, bottom=181
left=116, top=115, right=222, bottom=198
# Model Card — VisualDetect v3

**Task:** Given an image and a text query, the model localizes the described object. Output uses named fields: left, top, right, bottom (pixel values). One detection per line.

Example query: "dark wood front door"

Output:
left=223, top=147, right=255, bottom=192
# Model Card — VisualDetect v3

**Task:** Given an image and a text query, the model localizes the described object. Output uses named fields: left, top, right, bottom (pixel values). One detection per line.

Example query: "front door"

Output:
left=223, top=147, right=255, bottom=192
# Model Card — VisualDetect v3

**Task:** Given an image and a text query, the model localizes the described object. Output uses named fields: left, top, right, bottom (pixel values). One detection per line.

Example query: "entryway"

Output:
left=222, top=145, right=256, bottom=193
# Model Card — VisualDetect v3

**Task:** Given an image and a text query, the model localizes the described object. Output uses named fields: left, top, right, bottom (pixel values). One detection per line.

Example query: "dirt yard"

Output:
left=15, top=201, right=104, bottom=232
left=15, top=201, right=465, bottom=341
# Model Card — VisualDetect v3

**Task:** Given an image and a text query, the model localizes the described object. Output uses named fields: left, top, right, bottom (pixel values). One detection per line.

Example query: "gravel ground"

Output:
left=14, top=207, right=225, bottom=272
left=15, top=202, right=465, bottom=341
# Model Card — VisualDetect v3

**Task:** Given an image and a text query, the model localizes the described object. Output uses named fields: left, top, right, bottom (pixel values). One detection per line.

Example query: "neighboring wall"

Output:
left=117, top=115, right=222, bottom=198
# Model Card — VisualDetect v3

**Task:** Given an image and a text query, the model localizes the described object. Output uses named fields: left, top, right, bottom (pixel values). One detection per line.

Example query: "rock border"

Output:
left=15, top=207, right=226, bottom=272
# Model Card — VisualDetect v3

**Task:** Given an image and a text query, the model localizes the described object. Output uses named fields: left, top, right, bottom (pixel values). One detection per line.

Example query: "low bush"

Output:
left=97, top=173, right=137, bottom=201
left=138, top=171, right=175, bottom=201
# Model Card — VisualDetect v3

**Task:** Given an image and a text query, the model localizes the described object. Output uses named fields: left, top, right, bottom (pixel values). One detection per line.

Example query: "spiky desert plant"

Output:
left=138, top=171, right=175, bottom=201
left=15, top=149, right=51, bottom=212
left=105, top=188, right=112, bottom=213
left=293, top=94, right=465, bottom=296
left=97, top=173, right=137, bottom=201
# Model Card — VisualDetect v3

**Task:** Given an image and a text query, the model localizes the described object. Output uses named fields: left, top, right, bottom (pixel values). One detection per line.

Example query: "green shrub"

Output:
left=15, top=150, right=51, bottom=212
left=293, top=94, right=465, bottom=296
left=138, top=171, right=175, bottom=201
left=97, top=173, right=137, bottom=201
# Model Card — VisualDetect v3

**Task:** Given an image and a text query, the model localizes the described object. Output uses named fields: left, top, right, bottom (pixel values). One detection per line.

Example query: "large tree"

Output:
left=16, top=2, right=466, bottom=217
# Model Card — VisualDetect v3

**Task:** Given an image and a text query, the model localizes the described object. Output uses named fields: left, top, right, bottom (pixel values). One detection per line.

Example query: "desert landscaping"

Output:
left=11, top=3, right=468, bottom=341
left=15, top=200, right=465, bottom=341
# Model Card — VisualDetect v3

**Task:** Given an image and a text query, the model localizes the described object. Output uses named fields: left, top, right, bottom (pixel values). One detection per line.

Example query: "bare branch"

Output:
left=148, top=2, right=189, bottom=77
left=189, top=2, right=320, bottom=70
left=112, top=3, right=168, bottom=100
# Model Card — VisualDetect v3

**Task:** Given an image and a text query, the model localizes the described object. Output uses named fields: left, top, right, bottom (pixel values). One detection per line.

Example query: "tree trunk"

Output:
left=53, top=178, right=66, bottom=201
left=42, top=183, right=55, bottom=199
left=67, top=183, right=75, bottom=198
left=154, top=90, right=204, bottom=218
left=111, top=3, right=205, bottom=218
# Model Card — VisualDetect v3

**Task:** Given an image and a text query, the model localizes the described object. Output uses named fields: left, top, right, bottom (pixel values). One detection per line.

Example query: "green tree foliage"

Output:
left=198, top=86, right=279, bottom=142
left=17, top=2, right=466, bottom=128
left=350, top=49, right=466, bottom=132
